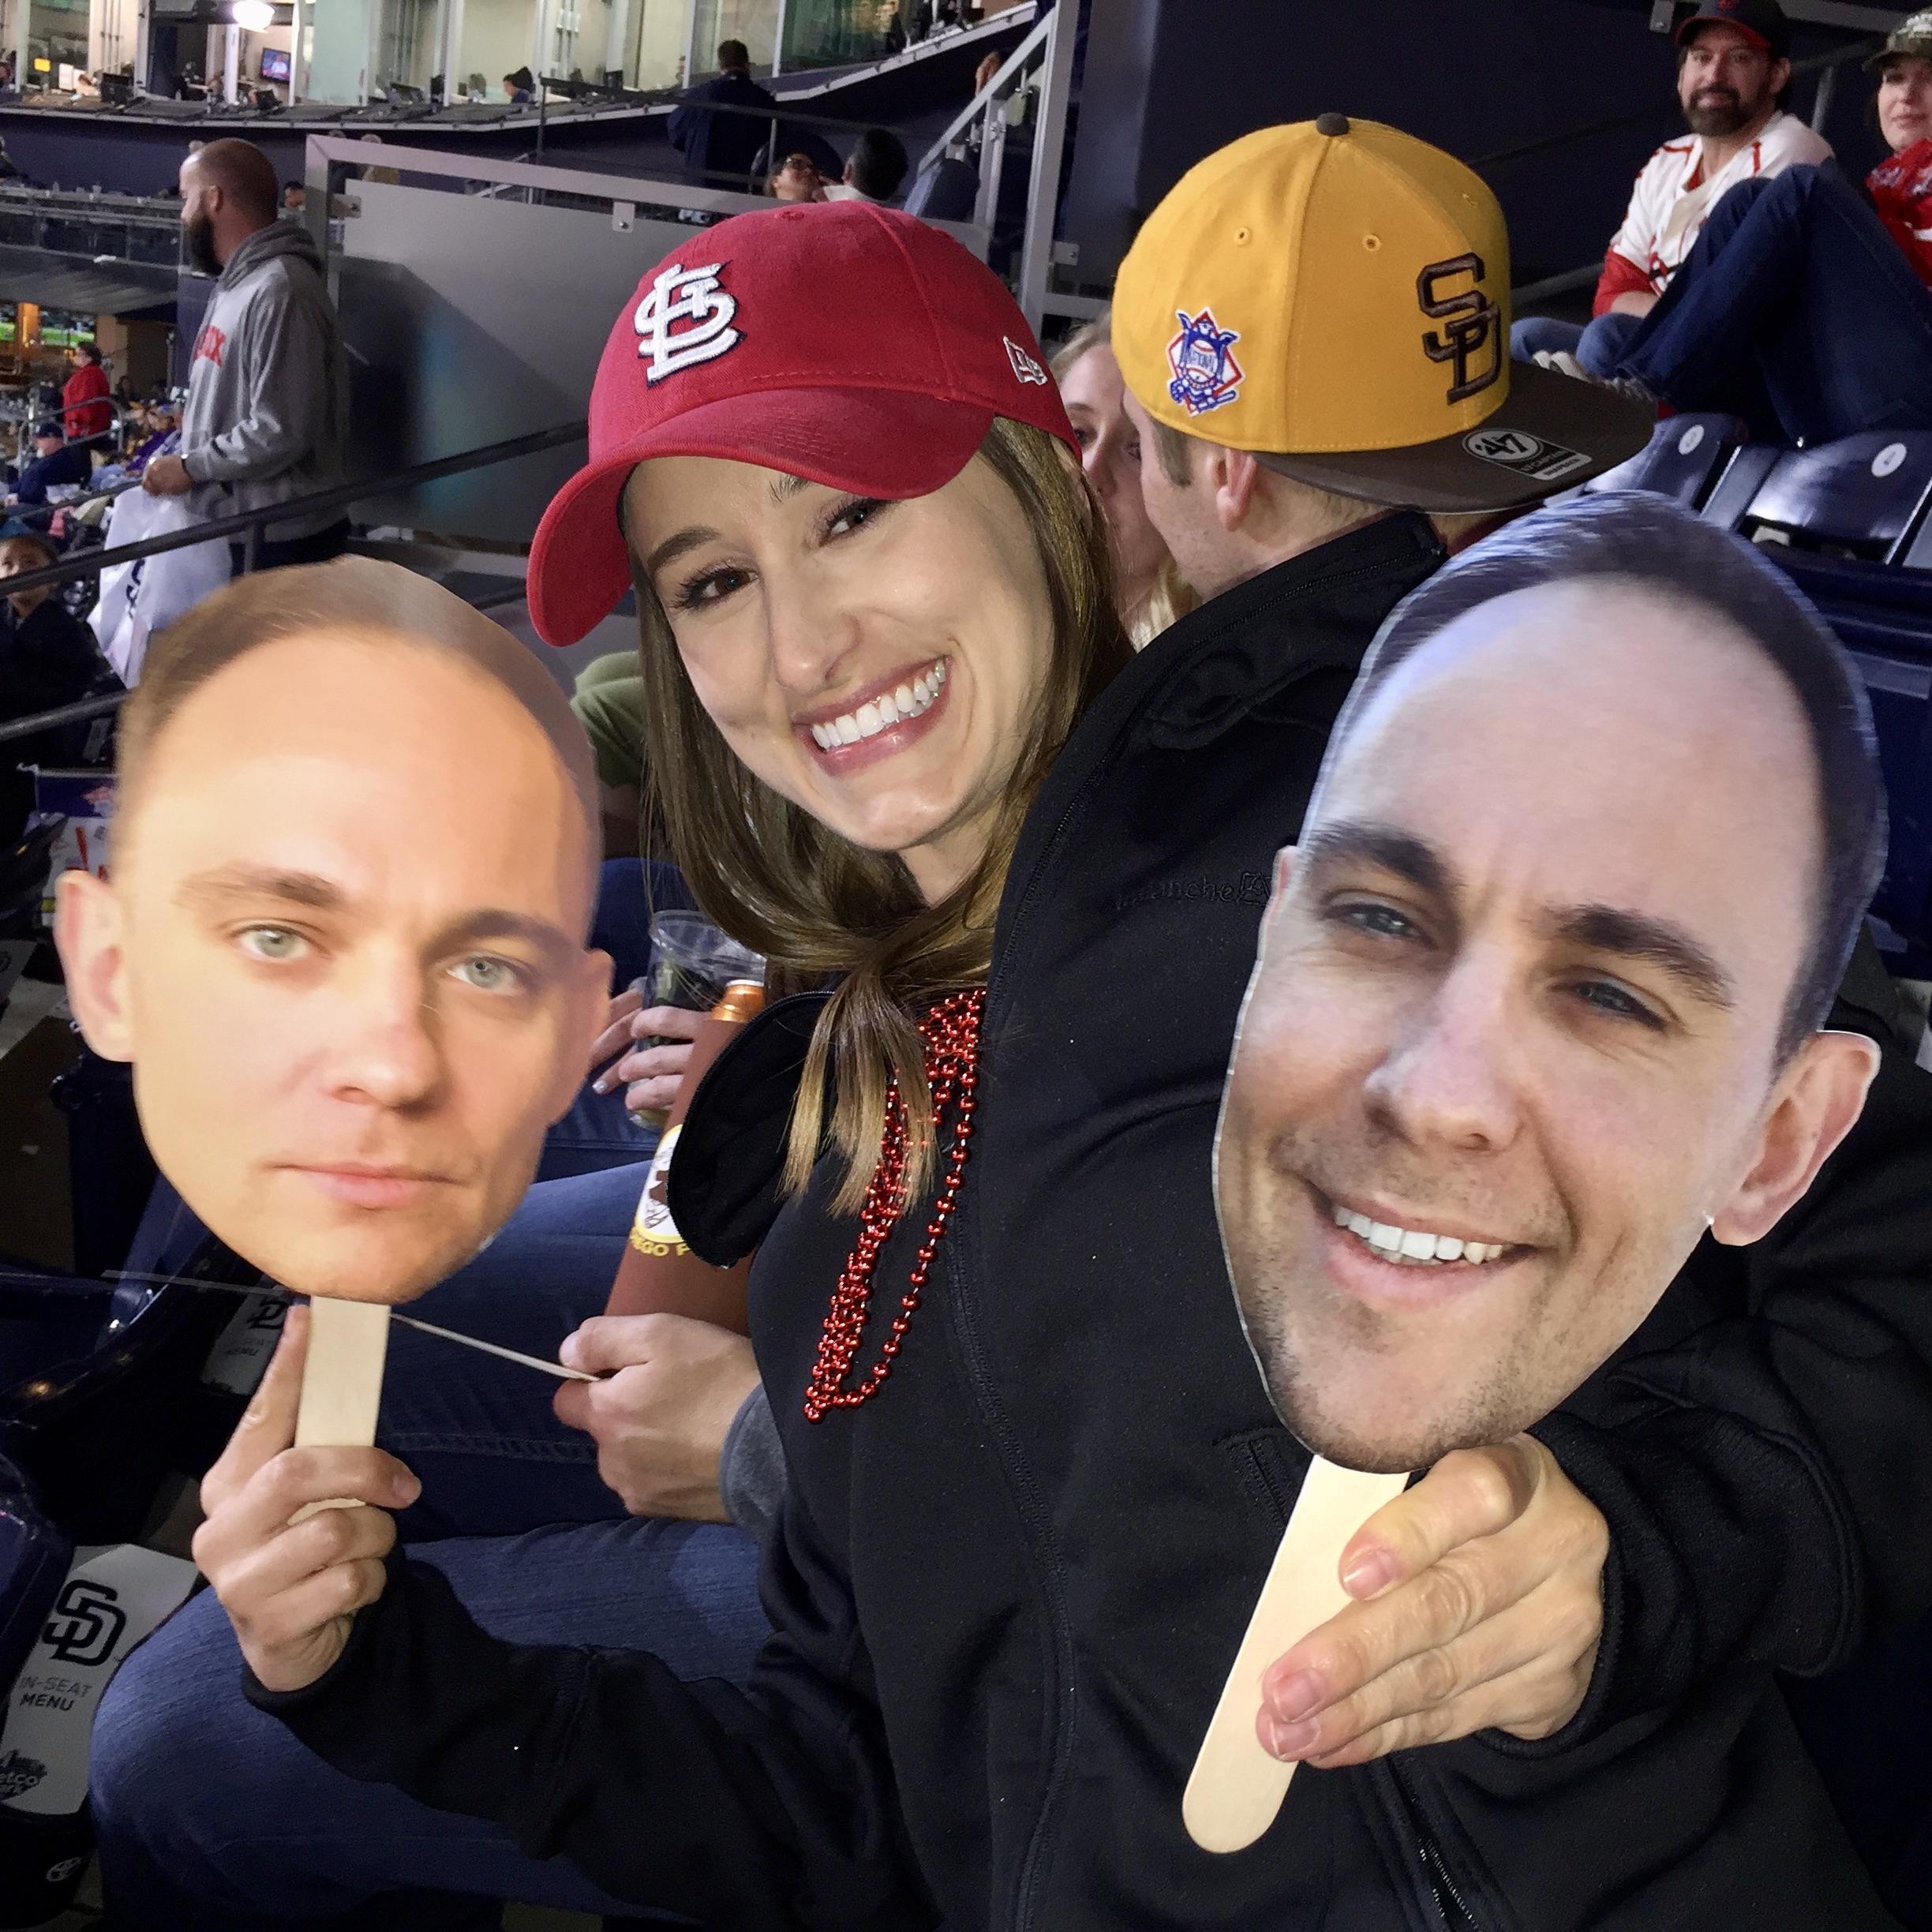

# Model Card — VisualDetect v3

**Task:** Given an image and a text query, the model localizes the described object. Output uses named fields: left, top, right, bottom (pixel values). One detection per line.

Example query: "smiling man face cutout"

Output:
left=1216, top=495, right=1885, bottom=1475
left=55, top=559, right=610, bottom=1305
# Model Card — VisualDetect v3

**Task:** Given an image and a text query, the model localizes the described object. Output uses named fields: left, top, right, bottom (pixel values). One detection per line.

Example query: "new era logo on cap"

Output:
left=1005, top=336, right=1050, bottom=385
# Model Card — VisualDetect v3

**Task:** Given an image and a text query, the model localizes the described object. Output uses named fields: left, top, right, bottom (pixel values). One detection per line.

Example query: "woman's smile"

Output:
left=800, top=657, right=951, bottom=773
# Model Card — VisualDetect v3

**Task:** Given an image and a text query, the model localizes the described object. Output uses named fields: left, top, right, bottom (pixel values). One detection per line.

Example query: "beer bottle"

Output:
left=605, top=979, right=766, bottom=1330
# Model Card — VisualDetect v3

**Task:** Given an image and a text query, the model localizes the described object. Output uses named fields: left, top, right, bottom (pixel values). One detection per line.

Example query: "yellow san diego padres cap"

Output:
left=1114, top=116, right=1653, bottom=511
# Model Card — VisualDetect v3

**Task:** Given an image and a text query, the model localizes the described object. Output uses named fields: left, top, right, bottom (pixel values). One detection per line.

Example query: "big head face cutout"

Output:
left=1215, top=495, right=1885, bottom=1475
left=55, top=560, right=610, bottom=1306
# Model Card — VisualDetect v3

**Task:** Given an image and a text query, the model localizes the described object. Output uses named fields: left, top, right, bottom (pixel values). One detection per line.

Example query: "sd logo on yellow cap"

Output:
left=1114, top=116, right=1652, bottom=511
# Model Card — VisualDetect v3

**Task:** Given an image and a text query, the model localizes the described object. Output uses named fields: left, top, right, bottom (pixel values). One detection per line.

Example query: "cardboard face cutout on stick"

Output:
left=54, top=560, right=609, bottom=1464
left=1185, top=509, right=1885, bottom=1853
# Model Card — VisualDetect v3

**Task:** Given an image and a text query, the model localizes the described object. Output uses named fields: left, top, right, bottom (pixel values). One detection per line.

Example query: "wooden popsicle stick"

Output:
left=290, top=1295, right=393, bottom=1525
left=1184, top=1456, right=1411, bottom=1854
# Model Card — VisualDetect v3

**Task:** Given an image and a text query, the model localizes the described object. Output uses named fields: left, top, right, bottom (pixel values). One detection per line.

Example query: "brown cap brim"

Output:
left=1253, top=359, right=1657, bottom=513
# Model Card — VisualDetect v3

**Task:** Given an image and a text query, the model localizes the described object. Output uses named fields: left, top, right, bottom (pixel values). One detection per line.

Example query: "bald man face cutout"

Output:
left=56, top=627, right=608, bottom=1305
left=1216, top=580, right=1879, bottom=1474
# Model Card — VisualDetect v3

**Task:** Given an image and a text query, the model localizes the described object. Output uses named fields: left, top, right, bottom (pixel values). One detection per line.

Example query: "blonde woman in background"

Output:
left=1052, top=309, right=1196, bottom=646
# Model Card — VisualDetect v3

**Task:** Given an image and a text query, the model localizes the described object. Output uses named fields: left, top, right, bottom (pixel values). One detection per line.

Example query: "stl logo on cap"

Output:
left=1166, top=307, right=1245, bottom=416
left=634, top=258, right=743, bottom=386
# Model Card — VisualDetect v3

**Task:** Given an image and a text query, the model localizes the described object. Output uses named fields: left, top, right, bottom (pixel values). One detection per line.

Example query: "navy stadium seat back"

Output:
left=1742, top=433, right=1932, bottom=562
left=0, top=1451, right=67, bottom=1695
left=1760, top=549, right=1932, bottom=975
left=1585, top=413, right=1744, bottom=508
left=0, top=1237, right=258, bottom=1544
left=1699, top=440, right=1784, bottom=532
left=902, top=155, right=977, bottom=222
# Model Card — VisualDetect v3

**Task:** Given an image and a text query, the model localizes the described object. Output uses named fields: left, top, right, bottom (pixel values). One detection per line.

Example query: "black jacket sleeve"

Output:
left=247, top=1484, right=934, bottom=1931
left=1521, top=985, right=1932, bottom=1743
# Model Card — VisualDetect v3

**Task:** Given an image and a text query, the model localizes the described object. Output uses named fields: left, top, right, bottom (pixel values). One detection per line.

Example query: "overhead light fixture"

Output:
left=230, top=2, right=275, bottom=31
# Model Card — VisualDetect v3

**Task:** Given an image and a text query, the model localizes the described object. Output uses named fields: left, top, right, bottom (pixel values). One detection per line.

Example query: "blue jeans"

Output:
left=1509, top=310, right=1644, bottom=376
left=91, top=1162, right=773, bottom=1926
left=1616, top=164, right=1932, bottom=445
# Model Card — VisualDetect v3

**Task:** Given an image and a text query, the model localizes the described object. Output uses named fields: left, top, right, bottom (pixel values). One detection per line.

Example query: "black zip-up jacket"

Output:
left=257, top=514, right=1928, bottom=1929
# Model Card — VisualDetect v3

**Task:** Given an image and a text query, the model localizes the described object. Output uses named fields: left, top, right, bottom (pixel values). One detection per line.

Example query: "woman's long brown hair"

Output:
left=630, top=417, right=1131, bottom=1214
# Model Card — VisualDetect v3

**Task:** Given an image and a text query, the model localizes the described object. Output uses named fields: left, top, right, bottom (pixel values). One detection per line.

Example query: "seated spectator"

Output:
left=6, top=420, right=92, bottom=513
left=750, top=127, right=841, bottom=193
left=765, top=149, right=826, bottom=202
left=1050, top=310, right=1194, bottom=646
left=1511, top=0, right=1829, bottom=376
left=571, top=650, right=648, bottom=856
left=823, top=127, right=910, bottom=204
left=0, top=525, right=113, bottom=841
left=667, top=39, right=777, bottom=189
left=1540, top=17, right=1932, bottom=447
left=61, top=340, right=113, bottom=451
left=503, top=66, right=535, bottom=106
left=280, top=178, right=305, bottom=215
left=97, top=395, right=180, bottom=486
left=1866, top=9, right=1932, bottom=278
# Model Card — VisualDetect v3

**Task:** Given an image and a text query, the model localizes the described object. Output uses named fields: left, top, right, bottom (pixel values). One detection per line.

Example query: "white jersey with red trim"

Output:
left=1606, top=110, right=1834, bottom=296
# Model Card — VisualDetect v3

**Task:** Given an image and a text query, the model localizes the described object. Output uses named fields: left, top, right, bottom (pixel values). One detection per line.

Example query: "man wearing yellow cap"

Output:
left=1111, top=114, right=1649, bottom=589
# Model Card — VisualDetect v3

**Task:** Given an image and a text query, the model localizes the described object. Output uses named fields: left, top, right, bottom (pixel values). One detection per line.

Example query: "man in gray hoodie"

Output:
left=144, top=140, right=347, bottom=571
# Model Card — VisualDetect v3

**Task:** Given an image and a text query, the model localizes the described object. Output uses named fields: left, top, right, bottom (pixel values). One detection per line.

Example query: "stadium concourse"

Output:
left=5, top=2, right=1932, bottom=1930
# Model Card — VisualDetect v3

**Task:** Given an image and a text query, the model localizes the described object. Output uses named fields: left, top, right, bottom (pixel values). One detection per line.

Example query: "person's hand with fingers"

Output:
left=141, top=452, right=193, bottom=496
left=587, top=985, right=644, bottom=1084
left=553, top=1312, right=760, bottom=1520
left=192, top=1305, right=422, bottom=1694
left=593, top=1003, right=706, bottom=1115
left=1257, top=1436, right=1608, bottom=1769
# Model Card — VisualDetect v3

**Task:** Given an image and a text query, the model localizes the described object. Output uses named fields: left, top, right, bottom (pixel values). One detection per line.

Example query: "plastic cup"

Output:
left=625, top=910, right=766, bottom=1125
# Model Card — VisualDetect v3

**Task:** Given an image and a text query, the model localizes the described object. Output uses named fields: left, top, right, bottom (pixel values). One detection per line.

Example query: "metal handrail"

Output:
left=920, top=10, right=1050, bottom=174
left=0, top=691, right=122, bottom=744
left=0, top=422, right=583, bottom=603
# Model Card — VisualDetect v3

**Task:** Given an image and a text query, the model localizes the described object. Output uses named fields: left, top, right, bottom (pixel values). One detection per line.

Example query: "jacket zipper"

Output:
left=1388, top=1758, right=1484, bottom=1931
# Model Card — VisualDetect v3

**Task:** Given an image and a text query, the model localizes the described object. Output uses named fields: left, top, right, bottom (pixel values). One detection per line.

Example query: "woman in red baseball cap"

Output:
left=529, top=197, right=1129, bottom=1211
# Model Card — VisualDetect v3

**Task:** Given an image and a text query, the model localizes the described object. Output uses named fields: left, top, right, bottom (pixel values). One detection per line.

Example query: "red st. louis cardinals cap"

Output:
left=527, top=200, right=1076, bottom=646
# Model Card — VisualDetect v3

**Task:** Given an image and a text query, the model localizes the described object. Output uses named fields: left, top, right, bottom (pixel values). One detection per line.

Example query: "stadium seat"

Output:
left=0, top=1238, right=257, bottom=1544
left=1699, top=441, right=1784, bottom=533
left=0, top=1450, right=68, bottom=1696
left=1585, top=413, right=1745, bottom=508
left=1740, top=433, right=1932, bottom=563
left=902, top=156, right=978, bottom=221
left=1756, top=550, right=1932, bottom=974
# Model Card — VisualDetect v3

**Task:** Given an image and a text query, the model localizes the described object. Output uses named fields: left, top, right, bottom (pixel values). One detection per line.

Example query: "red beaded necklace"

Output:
left=803, top=988, right=984, bottom=1422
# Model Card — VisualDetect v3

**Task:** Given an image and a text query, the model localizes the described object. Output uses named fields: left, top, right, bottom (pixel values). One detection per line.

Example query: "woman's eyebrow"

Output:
left=643, top=526, right=722, bottom=579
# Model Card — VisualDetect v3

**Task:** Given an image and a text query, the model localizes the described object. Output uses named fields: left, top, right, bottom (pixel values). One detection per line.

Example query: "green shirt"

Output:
left=571, top=652, right=646, bottom=793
